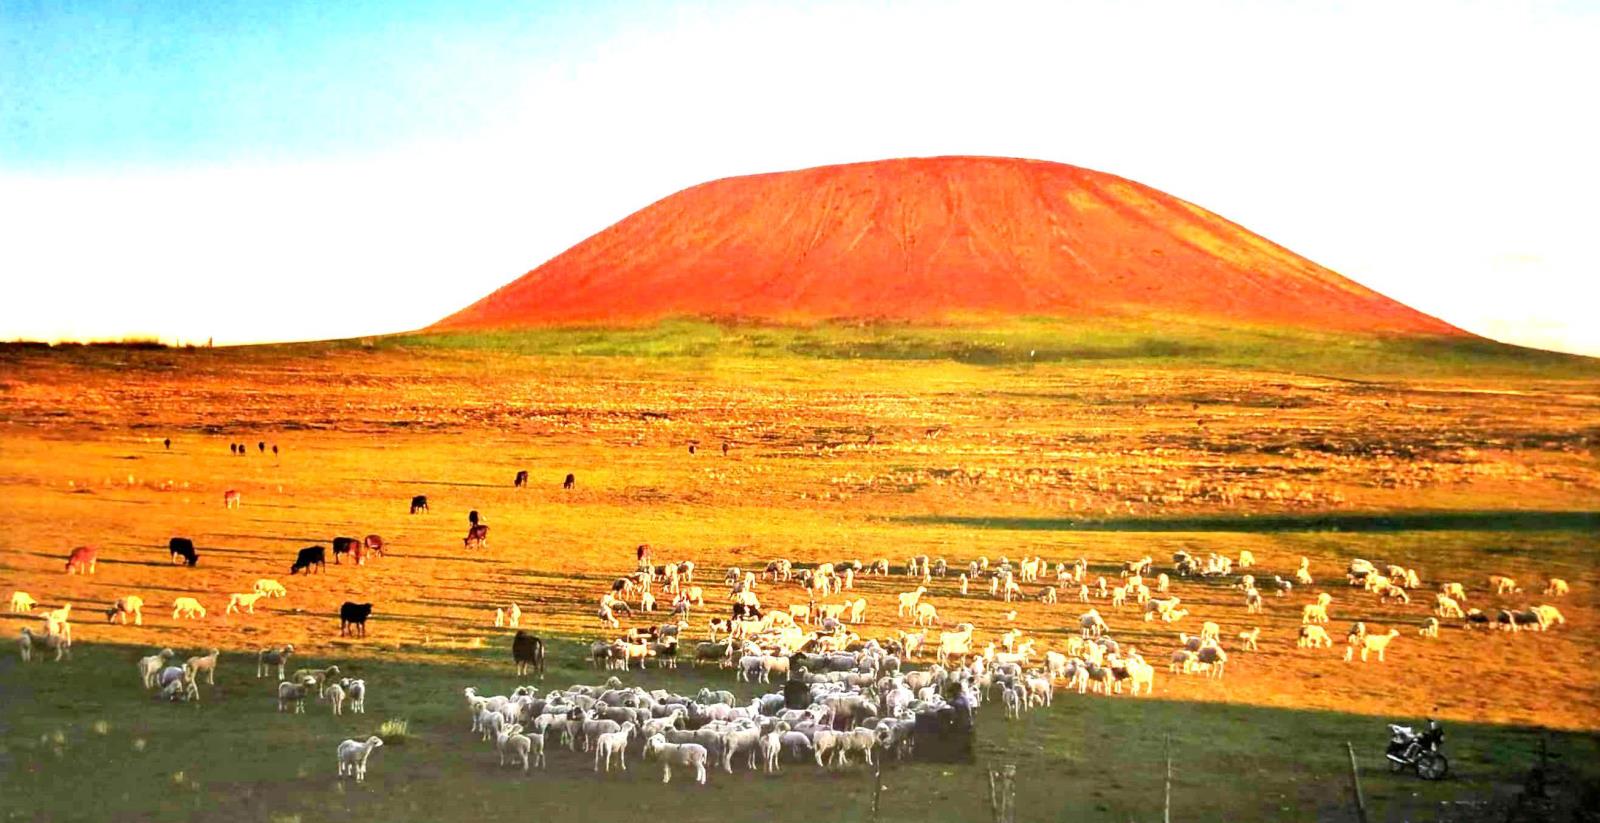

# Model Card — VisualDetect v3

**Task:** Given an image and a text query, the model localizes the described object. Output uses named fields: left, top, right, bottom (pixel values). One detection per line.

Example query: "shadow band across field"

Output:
left=900, top=510, right=1600, bottom=534
left=3, top=638, right=1597, bottom=823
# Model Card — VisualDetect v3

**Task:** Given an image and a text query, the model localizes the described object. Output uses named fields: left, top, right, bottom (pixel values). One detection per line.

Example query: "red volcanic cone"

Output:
left=433, top=156, right=1460, bottom=335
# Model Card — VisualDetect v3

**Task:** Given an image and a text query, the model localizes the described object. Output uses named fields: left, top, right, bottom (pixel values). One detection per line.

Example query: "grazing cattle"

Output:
left=363, top=534, right=385, bottom=558
left=331, top=537, right=360, bottom=564
left=223, top=489, right=241, bottom=509
left=168, top=537, right=199, bottom=567
left=464, top=524, right=489, bottom=549
left=563, top=473, right=576, bottom=490
left=290, top=546, right=327, bottom=575
left=340, top=602, right=373, bottom=637
left=410, top=495, right=429, bottom=514
left=512, top=631, right=546, bottom=678
left=514, top=470, right=529, bottom=488
left=65, top=546, right=97, bottom=575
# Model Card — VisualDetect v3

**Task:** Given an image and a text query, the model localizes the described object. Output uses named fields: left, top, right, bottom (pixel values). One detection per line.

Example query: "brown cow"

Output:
left=464, top=524, right=489, bottom=549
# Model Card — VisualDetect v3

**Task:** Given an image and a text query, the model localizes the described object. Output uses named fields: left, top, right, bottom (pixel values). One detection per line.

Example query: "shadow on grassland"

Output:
left=2, top=639, right=1596, bottom=823
left=899, top=510, right=1600, bottom=534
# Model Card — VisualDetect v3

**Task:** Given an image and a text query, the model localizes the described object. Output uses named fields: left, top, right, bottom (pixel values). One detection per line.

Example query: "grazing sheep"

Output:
left=253, top=579, right=287, bottom=598
left=1435, top=594, right=1465, bottom=618
left=226, top=592, right=266, bottom=614
left=644, top=734, right=708, bottom=784
left=1379, top=586, right=1410, bottom=605
left=1238, top=550, right=1254, bottom=568
left=256, top=645, right=295, bottom=679
left=139, top=648, right=176, bottom=687
left=1440, top=582, right=1467, bottom=602
left=1169, top=649, right=1196, bottom=673
left=1297, top=625, right=1333, bottom=648
left=1531, top=605, right=1566, bottom=629
left=336, top=736, right=384, bottom=782
left=1237, top=627, right=1260, bottom=651
left=278, top=678, right=316, bottom=713
left=1544, top=578, right=1569, bottom=597
left=171, top=597, right=206, bottom=619
left=913, top=601, right=940, bottom=627
left=10, top=591, right=38, bottom=612
left=1195, top=645, right=1227, bottom=678
left=326, top=682, right=346, bottom=716
left=1345, top=629, right=1400, bottom=662
left=1489, top=575, right=1520, bottom=595
left=1419, top=617, right=1440, bottom=638
left=290, top=665, right=341, bottom=697
left=105, top=595, right=145, bottom=625
left=1301, top=603, right=1329, bottom=624
left=185, top=648, right=220, bottom=685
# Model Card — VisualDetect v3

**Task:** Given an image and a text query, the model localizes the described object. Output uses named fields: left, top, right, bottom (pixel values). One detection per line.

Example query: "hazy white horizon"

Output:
left=2, top=1, right=1597, bottom=356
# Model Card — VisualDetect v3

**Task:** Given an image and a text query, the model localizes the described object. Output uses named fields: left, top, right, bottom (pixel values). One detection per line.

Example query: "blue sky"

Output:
left=2, top=0, right=1597, bottom=353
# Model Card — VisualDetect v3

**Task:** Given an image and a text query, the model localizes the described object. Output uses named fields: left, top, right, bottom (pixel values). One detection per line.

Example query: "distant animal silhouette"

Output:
left=290, top=546, right=326, bottom=575
left=163, top=438, right=171, bottom=449
left=271, top=444, right=278, bottom=456
left=563, top=473, right=576, bottom=490
left=332, top=537, right=360, bottom=564
left=514, top=470, right=528, bottom=488
left=258, top=441, right=265, bottom=453
left=464, top=524, right=489, bottom=549
left=169, top=537, right=199, bottom=567
left=340, top=602, right=373, bottom=637
left=410, top=495, right=429, bottom=514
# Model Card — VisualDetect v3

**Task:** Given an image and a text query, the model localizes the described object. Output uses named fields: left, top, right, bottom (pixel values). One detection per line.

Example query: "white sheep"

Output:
left=336, top=736, right=384, bottom=782
left=278, top=678, right=315, bottom=713
left=20, top=627, right=70, bottom=661
left=1297, top=625, right=1332, bottom=648
left=139, top=648, right=175, bottom=688
left=9, top=591, right=37, bottom=612
left=171, top=597, right=206, bottom=619
left=594, top=722, right=635, bottom=772
left=1301, top=603, right=1329, bottom=624
left=913, top=601, right=940, bottom=627
left=253, top=579, right=287, bottom=598
left=225, top=592, right=265, bottom=614
left=1345, top=629, right=1400, bottom=662
left=256, top=645, right=294, bottom=679
left=644, top=733, right=708, bottom=784
left=1237, top=627, right=1260, bottom=651
left=896, top=586, right=927, bottom=616
left=1544, top=578, right=1569, bottom=597
left=1435, top=594, right=1465, bottom=618
left=1238, top=550, right=1254, bottom=568
left=1440, top=582, right=1467, bottom=602
left=185, top=648, right=220, bottom=685
left=326, top=682, right=346, bottom=716
left=1419, top=617, right=1439, bottom=638
left=1489, top=575, right=1519, bottom=595
left=341, top=678, right=367, bottom=713
left=105, top=595, right=145, bottom=625
left=497, top=723, right=536, bottom=772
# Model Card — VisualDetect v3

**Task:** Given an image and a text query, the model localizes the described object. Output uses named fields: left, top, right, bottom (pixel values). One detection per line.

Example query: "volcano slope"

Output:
left=1, top=332, right=1597, bottom=823
left=434, top=156, right=1462, bottom=336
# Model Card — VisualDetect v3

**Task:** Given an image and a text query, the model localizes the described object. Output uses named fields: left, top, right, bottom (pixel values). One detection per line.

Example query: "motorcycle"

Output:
left=1386, top=718, right=1448, bottom=780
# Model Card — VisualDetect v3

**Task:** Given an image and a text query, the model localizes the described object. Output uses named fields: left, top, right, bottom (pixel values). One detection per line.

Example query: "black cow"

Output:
left=168, top=537, right=199, bottom=567
left=410, top=495, right=429, bottom=514
left=340, top=602, right=373, bottom=637
left=331, top=536, right=359, bottom=564
left=512, top=631, right=545, bottom=678
left=563, top=473, right=575, bottom=490
left=514, top=470, right=529, bottom=488
left=290, top=546, right=326, bottom=575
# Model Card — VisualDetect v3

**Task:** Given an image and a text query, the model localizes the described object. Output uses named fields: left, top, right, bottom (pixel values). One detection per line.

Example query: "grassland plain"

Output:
left=1, top=322, right=1598, bottom=821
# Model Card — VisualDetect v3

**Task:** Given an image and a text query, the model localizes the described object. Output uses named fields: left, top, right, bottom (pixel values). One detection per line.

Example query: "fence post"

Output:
left=1164, top=733, right=1173, bottom=823
left=1346, top=742, right=1369, bottom=823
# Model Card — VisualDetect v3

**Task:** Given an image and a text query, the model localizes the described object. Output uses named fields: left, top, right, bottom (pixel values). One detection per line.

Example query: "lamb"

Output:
left=290, top=665, right=341, bottom=697
left=42, top=603, right=72, bottom=635
left=19, top=627, right=68, bottom=662
left=1195, top=645, right=1227, bottom=678
left=139, top=648, right=176, bottom=687
left=847, top=597, right=867, bottom=624
left=1000, top=685, right=1022, bottom=720
left=226, top=592, right=266, bottom=614
left=1489, top=575, right=1520, bottom=595
left=278, top=677, right=316, bottom=713
left=1345, top=628, right=1400, bottom=662
left=1419, top=617, right=1440, bottom=638
left=105, top=595, right=145, bottom=625
left=1297, top=625, right=1332, bottom=648
left=496, top=724, right=537, bottom=772
left=336, top=736, right=384, bottom=782
left=913, top=601, right=940, bottom=627
left=1238, top=549, right=1254, bottom=568
left=256, top=645, right=294, bottom=679
left=10, top=591, right=38, bottom=612
left=1169, top=649, right=1196, bottom=674
left=759, top=726, right=786, bottom=772
left=1440, top=582, right=1467, bottom=602
left=644, top=734, right=709, bottom=784
left=1199, top=621, right=1221, bottom=645
left=1301, top=603, right=1329, bottom=624
left=1378, top=586, right=1410, bottom=605
left=1237, top=627, right=1260, bottom=651
left=1244, top=587, right=1263, bottom=614
left=340, top=678, right=367, bottom=713
left=897, top=586, right=927, bottom=616
left=1161, top=608, right=1189, bottom=624
left=171, top=597, right=206, bottom=619
left=1531, top=605, right=1566, bottom=629
left=185, top=648, right=220, bottom=685
left=253, top=579, right=288, bottom=598
left=1544, top=578, right=1569, bottom=597
left=1435, top=594, right=1465, bottom=619
left=326, top=681, right=346, bottom=716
